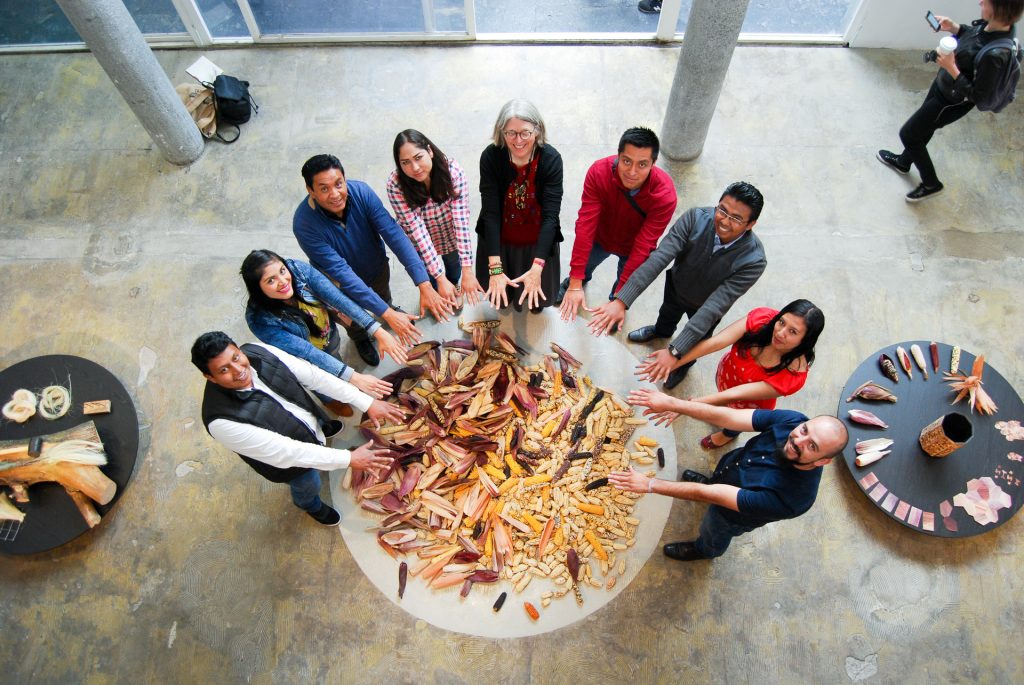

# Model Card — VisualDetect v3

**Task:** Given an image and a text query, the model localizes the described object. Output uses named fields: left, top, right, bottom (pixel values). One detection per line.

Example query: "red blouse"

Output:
left=714, top=307, right=808, bottom=410
left=500, top=155, right=542, bottom=246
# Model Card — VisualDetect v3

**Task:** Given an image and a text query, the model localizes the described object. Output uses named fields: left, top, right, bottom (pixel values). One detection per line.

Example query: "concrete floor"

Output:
left=1, top=42, right=1022, bottom=684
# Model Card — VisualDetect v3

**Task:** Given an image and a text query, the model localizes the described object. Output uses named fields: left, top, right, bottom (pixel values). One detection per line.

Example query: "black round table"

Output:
left=0, top=355, right=138, bottom=554
left=839, top=341, right=1024, bottom=538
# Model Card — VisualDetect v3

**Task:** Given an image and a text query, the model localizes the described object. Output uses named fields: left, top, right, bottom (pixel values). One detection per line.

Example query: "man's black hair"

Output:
left=191, top=331, right=236, bottom=374
left=301, top=154, right=345, bottom=188
left=720, top=181, right=765, bottom=222
left=617, top=127, right=660, bottom=161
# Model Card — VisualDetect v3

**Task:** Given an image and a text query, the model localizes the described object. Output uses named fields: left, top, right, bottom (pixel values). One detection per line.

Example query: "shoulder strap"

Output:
left=621, top=189, right=648, bottom=219
left=976, top=37, right=1018, bottom=65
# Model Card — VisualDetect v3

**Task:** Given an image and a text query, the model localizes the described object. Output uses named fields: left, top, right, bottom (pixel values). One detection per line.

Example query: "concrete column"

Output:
left=55, top=0, right=204, bottom=165
left=661, top=0, right=751, bottom=161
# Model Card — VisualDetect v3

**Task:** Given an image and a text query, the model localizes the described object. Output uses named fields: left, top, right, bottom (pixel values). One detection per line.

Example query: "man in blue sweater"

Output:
left=610, top=389, right=848, bottom=561
left=292, top=154, right=455, bottom=365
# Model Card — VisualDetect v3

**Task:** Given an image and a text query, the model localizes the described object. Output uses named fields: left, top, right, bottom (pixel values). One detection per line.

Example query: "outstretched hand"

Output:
left=607, top=467, right=651, bottom=494
left=586, top=299, right=626, bottom=337
left=635, top=349, right=679, bottom=384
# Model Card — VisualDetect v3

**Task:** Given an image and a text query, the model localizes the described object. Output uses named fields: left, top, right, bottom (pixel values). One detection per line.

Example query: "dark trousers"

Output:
left=343, top=261, right=393, bottom=343
left=693, top=504, right=757, bottom=558
left=652, top=272, right=720, bottom=377
left=429, top=251, right=462, bottom=290
left=897, top=81, right=974, bottom=187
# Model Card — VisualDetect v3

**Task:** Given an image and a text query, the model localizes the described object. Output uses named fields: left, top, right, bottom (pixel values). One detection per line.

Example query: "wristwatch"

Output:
left=668, top=345, right=683, bottom=360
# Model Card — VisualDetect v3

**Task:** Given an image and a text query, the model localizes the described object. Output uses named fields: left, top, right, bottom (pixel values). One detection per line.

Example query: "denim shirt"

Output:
left=245, top=259, right=380, bottom=380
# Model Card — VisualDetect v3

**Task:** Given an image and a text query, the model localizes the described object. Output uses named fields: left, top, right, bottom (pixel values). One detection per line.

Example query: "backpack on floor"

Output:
left=203, top=74, right=258, bottom=143
left=972, top=37, right=1022, bottom=113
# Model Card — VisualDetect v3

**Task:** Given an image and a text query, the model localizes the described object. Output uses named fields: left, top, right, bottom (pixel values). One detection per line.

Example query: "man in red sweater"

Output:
left=558, top=127, right=678, bottom=321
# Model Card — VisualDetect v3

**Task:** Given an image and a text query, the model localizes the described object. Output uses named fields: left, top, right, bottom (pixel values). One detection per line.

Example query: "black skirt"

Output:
left=476, top=242, right=560, bottom=313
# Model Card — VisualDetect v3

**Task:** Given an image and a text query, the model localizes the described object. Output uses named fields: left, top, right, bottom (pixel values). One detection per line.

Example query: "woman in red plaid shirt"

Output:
left=387, top=129, right=484, bottom=307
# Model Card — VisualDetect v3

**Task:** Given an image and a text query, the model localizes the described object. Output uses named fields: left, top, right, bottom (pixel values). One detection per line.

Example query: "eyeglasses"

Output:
left=715, top=204, right=749, bottom=225
left=503, top=129, right=535, bottom=141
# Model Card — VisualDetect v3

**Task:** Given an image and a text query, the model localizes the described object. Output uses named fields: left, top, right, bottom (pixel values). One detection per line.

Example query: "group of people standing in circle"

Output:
left=191, top=1, right=1016, bottom=558
left=235, top=96, right=828, bottom=452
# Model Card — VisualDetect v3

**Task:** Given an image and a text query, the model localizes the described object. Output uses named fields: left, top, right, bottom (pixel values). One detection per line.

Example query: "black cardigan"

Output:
left=475, top=143, right=564, bottom=259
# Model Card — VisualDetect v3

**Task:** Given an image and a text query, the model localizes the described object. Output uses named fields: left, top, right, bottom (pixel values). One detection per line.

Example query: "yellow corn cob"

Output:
left=585, top=530, right=608, bottom=561
left=522, top=474, right=552, bottom=487
left=541, top=419, right=557, bottom=438
left=498, top=477, right=520, bottom=495
left=578, top=502, right=605, bottom=516
left=505, top=453, right=525, bottom=475
left=522, top=512, right=543, bottom=533
left=484, top=464, right=507, bottom=482
left=553, top=527, right=565, bottom=547
left=484, top=530, right=493, bottom=557
left=636, top=436, right=658, bottom=447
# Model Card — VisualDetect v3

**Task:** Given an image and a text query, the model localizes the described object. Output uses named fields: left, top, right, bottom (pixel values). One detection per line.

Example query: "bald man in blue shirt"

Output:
left=610, top=389, right=849, bottom=561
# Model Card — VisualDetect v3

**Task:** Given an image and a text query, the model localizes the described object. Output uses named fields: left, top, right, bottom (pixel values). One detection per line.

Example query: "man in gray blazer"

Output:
left=587, top=182, right=767, bottom=389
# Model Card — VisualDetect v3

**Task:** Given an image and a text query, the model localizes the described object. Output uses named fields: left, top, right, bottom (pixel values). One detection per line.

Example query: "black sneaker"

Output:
left=321, top=420, right=344, bottom=439
left=906, top=183, right=944, bottom=203
left=680, top=469, right=710, bottom=484
left=353, top=337, right=380, bottom=366
left=663, top=540, right=709, bottom=561
left=638, top=0, right=662, bottom=13
left=308, top=503, right=341, bottom=526
left=664, top=365, right=689, bottom=390
left=554, top=278, right=569, bottom=306
left=876, top=149, right=910, bottom=175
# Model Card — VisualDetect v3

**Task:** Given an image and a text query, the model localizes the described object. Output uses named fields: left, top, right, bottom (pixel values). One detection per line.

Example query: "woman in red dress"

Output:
left=675, top=299, right=824, bottom=449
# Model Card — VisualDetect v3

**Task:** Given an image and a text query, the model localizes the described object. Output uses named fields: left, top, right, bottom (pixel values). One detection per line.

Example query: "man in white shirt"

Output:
left=193, top=331, right=402, bottom=526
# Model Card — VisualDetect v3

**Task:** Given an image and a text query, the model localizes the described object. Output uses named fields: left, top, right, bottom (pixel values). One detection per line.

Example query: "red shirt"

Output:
left=715, top=307, right=808, bottom=410
left=568, top=155, right=678, bottom=292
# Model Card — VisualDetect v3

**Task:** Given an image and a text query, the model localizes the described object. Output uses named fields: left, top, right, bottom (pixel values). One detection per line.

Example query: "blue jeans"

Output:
left=693, top=504, right=757, bottom=558
left=288, top=469, right=324, bottom=513
left=564, top=242, right=627, bottom=300
left=429, top=251, right=462, bottom=290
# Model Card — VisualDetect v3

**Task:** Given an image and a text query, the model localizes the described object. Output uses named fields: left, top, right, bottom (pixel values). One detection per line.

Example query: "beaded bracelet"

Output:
left=488, top=265, right=504, bottom=276
left=647, top=478, right=655, bottom=493
left=532, top=257, right=546, bottom=267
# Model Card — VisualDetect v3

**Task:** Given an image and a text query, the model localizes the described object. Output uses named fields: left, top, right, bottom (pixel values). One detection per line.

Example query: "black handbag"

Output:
left=203, top=75, right=258, bottom=143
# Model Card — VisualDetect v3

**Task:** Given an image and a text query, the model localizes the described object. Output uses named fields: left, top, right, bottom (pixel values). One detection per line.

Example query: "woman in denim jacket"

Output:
left=241, top=250, right=407, bottom=398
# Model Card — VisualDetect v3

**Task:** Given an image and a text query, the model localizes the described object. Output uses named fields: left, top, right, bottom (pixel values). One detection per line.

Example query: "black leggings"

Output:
left=897, top=81, right=974, bottom=187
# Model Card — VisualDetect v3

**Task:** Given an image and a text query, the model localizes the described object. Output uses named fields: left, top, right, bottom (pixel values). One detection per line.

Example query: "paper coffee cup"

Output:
left=937, top=36, right=958, bottom=56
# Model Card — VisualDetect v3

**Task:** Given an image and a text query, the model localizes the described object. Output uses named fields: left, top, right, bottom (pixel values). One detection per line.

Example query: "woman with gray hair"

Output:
left=475, top=99, right=564, bottom=312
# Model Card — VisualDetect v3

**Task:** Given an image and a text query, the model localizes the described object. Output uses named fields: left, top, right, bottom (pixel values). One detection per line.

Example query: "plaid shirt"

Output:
left=386, top=158, right=473, bottom=278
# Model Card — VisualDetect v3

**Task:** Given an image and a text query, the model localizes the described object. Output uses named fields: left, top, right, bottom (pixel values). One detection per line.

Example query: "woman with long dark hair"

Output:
left=241, top=250, right=407, bottom=397
left=386, top=129, right=484, bottom=306
left=670, top=299, right=825, bottom=449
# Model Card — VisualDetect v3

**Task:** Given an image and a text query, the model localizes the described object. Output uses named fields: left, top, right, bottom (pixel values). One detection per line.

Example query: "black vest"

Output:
left=201, top=344, right=330, bottom=483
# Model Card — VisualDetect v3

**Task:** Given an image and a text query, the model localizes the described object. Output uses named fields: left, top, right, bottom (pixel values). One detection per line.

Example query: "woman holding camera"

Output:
left=876, top=0, right=1022, bottom=202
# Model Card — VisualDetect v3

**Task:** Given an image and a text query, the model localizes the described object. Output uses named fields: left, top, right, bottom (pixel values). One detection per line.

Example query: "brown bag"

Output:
left=175, top=83, right=216, bottom=139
